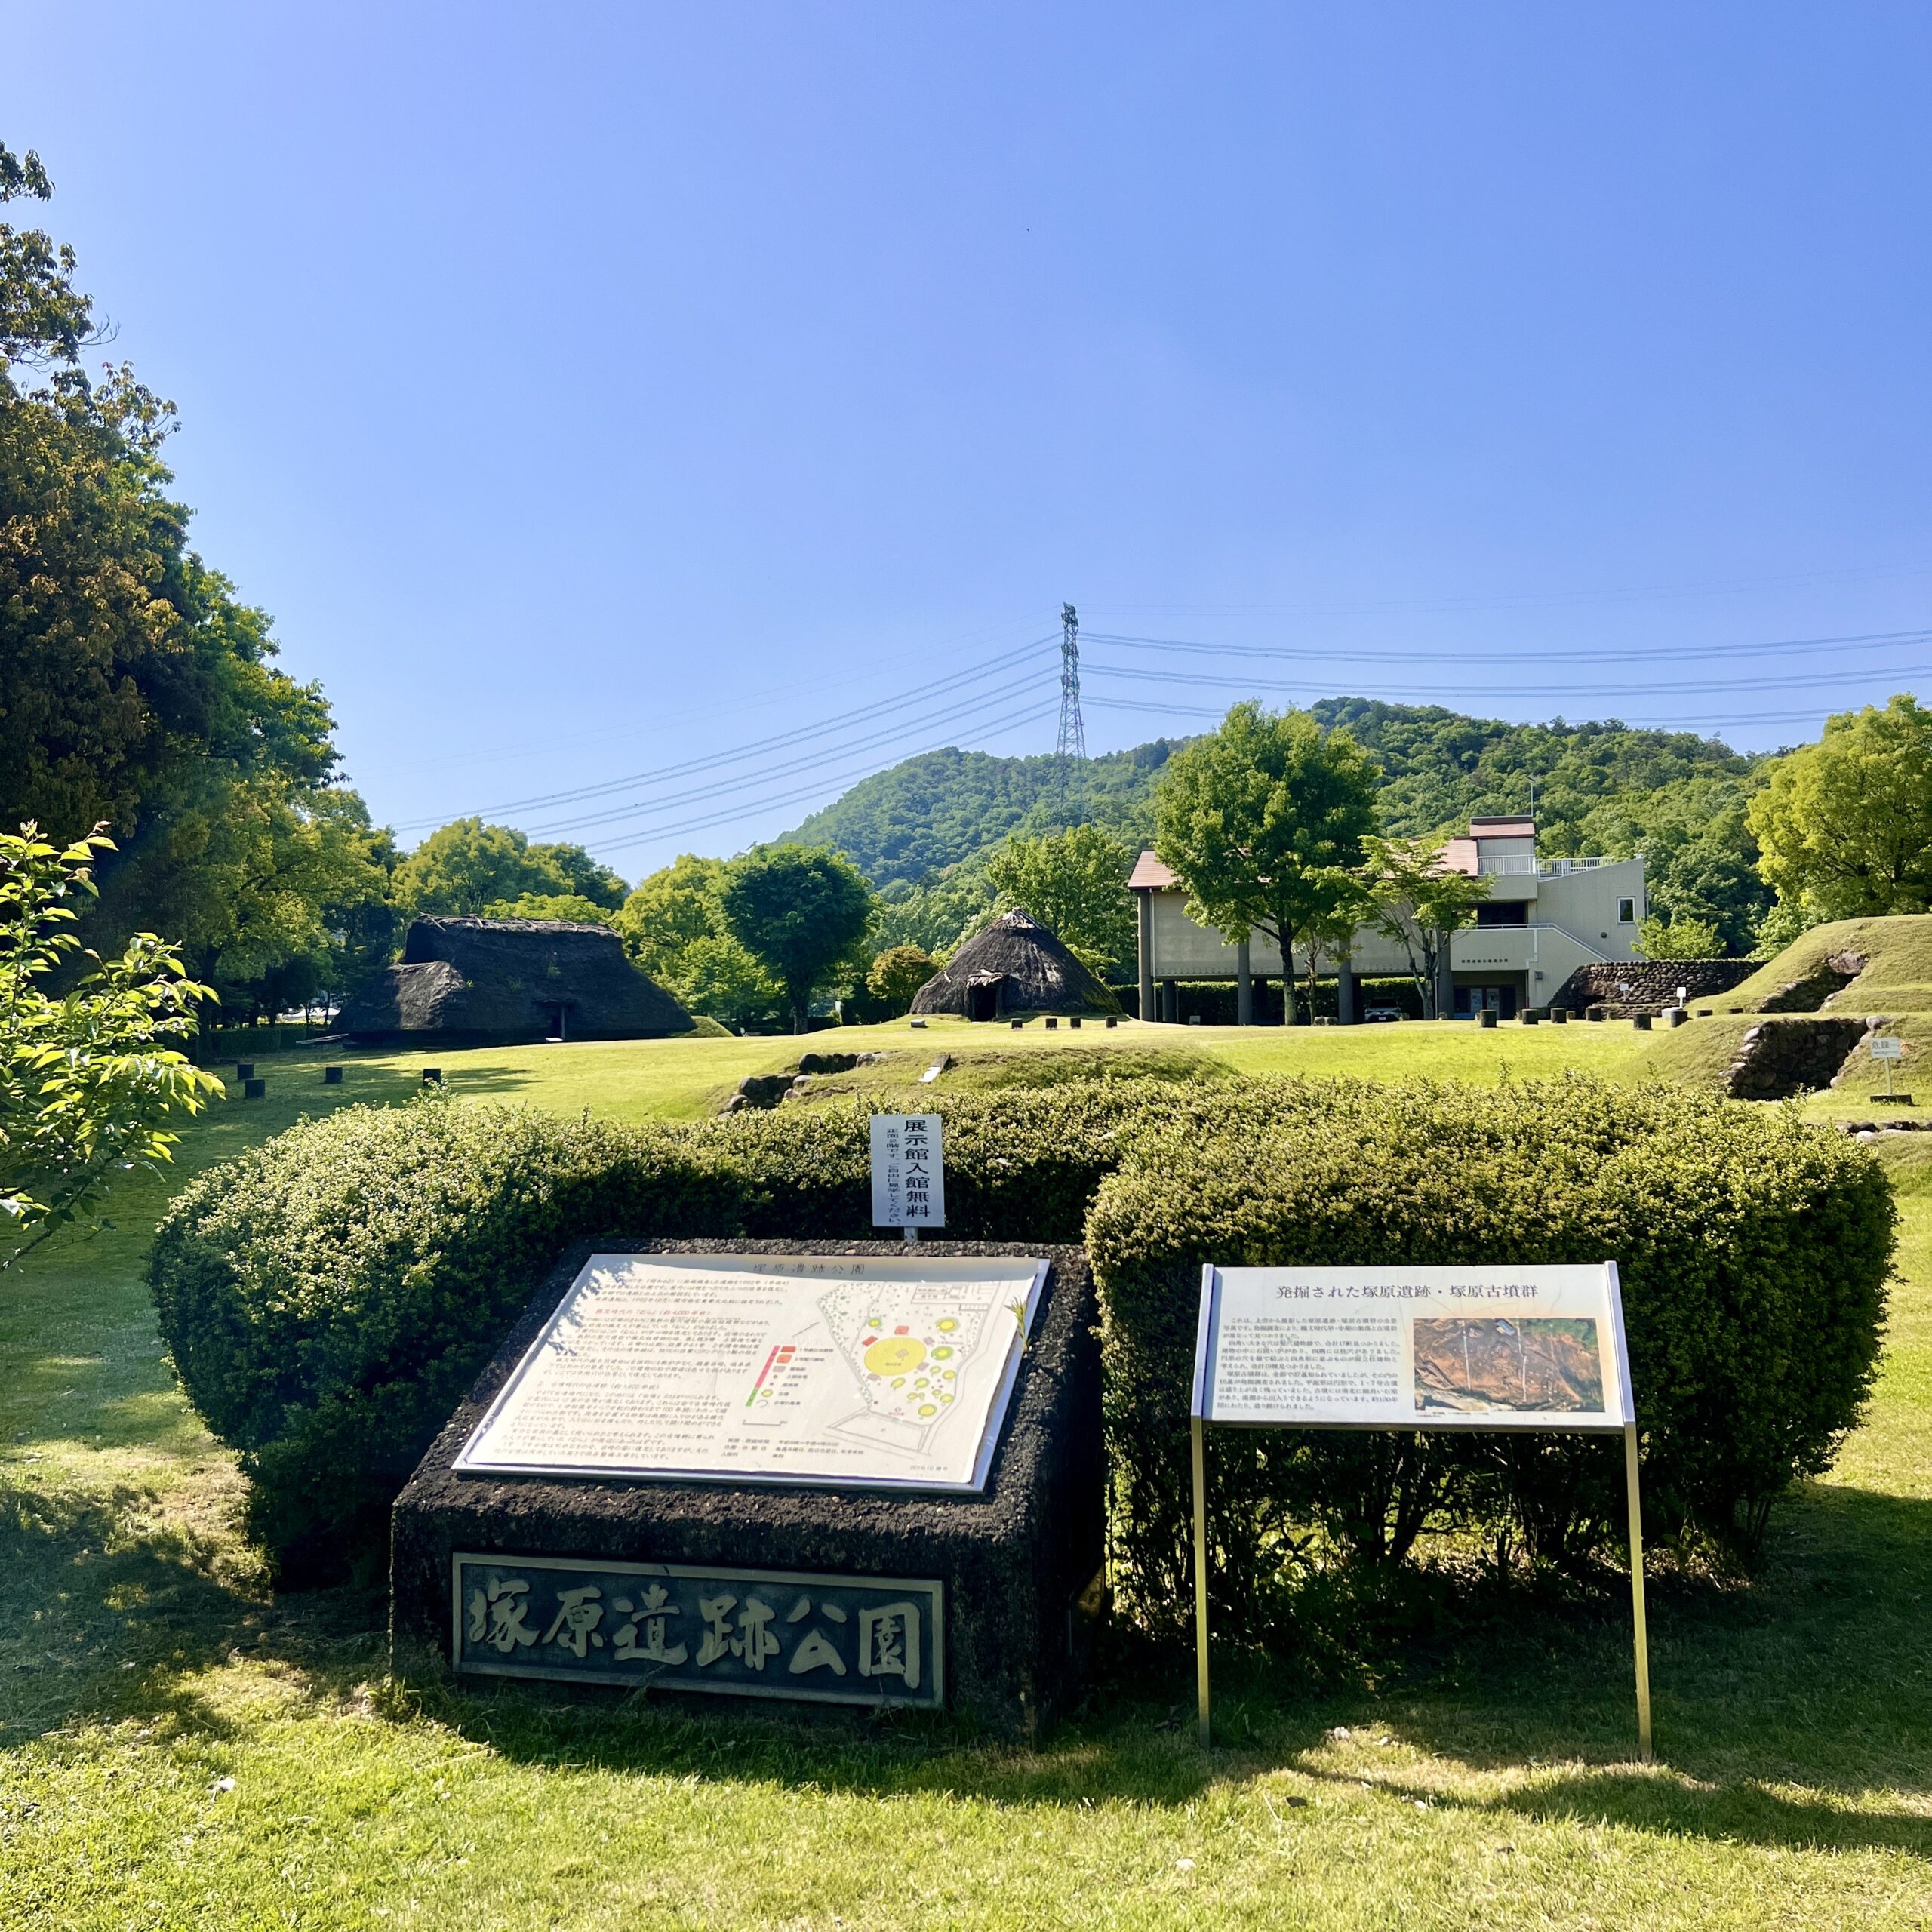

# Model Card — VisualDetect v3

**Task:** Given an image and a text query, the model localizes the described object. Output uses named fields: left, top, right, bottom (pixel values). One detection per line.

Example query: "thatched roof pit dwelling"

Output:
left=340, top=916, right=690, bottom=1044
left=909, top=908, right=1121, bottom=1021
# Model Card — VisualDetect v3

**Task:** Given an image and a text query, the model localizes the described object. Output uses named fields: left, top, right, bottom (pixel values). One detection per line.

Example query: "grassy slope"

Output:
left=1717, top=915, right=1932, bottom=1013
left=8, top=1027, right=1932, bottom=1927
left=133, top=1015, right=1657, bottom=1133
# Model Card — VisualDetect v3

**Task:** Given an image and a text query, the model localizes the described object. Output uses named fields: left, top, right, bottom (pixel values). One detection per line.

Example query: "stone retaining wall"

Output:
left=1549, top=958, right=1753, bottom=1017
left=1721, top=1016, right=1872, bottom=1100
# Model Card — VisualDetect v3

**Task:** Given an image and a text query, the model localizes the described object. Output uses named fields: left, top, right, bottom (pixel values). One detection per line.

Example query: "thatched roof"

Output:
left=910, top=908, right=1121, bottom=1019
left=340, top=916, right=690, bottom=1043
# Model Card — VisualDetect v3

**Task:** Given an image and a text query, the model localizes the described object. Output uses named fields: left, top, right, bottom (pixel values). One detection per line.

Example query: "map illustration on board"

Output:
left=456, top=1252, right=1045, bottom=1492
left=1412, top=1317, right=1604, bottom=1416
left=814, top=1278, right=997, bottom=1454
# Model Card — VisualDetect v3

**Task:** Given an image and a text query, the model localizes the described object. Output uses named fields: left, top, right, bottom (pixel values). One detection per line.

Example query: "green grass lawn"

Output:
left=7, top=1026, right=1932, bottom=1927
left=205, top=1011, right=1659, bottom=1125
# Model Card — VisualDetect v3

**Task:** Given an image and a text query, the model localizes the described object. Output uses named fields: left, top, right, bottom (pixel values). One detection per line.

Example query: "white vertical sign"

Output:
left=870, top=1114, right=945, bottom=1229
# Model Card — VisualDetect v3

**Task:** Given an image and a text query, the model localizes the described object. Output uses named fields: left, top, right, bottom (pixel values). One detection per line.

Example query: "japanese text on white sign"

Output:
left=455, top=1250, right=1043, bottom=1491
left=1192, top=1263, right=1632, bottom=1432
left=871, top=1114, right=945, bottom=1229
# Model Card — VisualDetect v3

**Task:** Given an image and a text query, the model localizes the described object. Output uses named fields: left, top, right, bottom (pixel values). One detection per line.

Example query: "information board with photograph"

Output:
left=1192, top=1263, right=1632, bottom=1432
left=456, top=1250, right=1045, bottom=1491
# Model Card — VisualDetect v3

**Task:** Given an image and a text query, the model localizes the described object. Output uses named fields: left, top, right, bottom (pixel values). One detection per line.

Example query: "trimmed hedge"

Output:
left=149, top=1079, right=1214, bottom=1576
left=149, top=1078, right=1893, bottom=1617
left=149, top=1098, right=743, bottom=1577
left=1086, top=1082, right=1895, bottom=1639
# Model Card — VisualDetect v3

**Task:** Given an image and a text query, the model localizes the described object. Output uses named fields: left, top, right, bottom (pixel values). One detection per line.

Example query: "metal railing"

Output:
left=1475, top=854, right=1617, bottom=878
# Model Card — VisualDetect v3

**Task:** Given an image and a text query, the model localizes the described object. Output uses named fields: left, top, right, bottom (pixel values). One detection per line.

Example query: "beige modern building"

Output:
left=1128, top=816, right=1646, bottom=1022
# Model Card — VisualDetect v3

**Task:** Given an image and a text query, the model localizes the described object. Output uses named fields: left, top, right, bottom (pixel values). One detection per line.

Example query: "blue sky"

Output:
left=6, top=4, right=1930, bottom=880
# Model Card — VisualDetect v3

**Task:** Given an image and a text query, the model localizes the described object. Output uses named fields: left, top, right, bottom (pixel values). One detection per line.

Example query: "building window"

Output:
left=1617, top=897, right=1637, bottom=924
left=1475, top=902, right=1527, bottom=928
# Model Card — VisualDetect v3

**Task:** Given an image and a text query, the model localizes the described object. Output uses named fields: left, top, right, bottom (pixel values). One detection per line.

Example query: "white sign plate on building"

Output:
left=871, top=1114, right=945, bottom=1229
left=1191, top=1263, right=1632, bottom=1432
left=456, top=1251, right=1046, bottom=1492
left=1872, top=1036, right=1906, bottom=1062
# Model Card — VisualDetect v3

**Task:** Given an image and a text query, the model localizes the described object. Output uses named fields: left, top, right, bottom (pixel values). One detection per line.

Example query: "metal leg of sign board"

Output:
left=1192, top=1416, right=1212, bottom=1746
left=903, top=1226, right=918, bottom=1244
left=1625, top=1421, right=1654, bottom=1761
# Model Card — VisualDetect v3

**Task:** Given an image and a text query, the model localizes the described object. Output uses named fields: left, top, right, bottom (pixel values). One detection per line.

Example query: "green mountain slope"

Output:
left=782, top=740, right=1183, bottom=891
left=786, top=700, right=1760, bottom=888
left=1309, top=699, right=1758, bottom=839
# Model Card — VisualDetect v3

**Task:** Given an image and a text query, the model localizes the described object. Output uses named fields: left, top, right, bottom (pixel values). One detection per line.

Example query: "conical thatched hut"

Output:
left=910, top=908, right=1121, bottom=1021
left=340, top=917, right=690, bottom=1044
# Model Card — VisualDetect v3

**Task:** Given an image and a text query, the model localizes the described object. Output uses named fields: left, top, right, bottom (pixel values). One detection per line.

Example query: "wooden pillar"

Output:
left=1236, top=939, right=1253, bottom=1026
left=1162, top=979, right=1179, bottom=1023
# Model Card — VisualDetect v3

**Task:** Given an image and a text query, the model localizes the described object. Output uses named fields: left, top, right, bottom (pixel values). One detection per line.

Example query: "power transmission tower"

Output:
left=1054, top=602, right=1088, bottom=822
left=1055, top=601, right=1087, bottom=758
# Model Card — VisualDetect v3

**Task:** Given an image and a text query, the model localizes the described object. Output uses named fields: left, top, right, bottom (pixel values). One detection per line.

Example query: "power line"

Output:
left=517, top=678, right=1064, bottom=841
left=1081, top=661, right=1923, bottom=700
left=1081, top=623, right=1932, bottom=666
left=588, top=698, right=1063, bottom=856
left=393, top=630, right=1061, bottom=832
left=1082, top=694, right=1874, bottom=731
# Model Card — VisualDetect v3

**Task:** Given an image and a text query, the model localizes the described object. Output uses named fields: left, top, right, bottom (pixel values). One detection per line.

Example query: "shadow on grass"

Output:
left=11, top=1456, right=1932, bottom=1865
left=389, top=1477, right=1932, bottom=1849
left=0, top=1475, right=382, bottom=1750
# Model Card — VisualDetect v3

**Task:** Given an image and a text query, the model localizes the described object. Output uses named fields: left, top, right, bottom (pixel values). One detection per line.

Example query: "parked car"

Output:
left=1364, top=1006, right=1406, bottom=1023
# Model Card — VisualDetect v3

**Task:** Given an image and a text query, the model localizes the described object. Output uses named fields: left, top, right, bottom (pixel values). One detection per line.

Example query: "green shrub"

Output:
left=150, top=1081, right=1201, bottom=1576
left=149, top=1097, right=743, bottom=1580
left=1085, top=1081, right=1895, bottom=1640
left=151, top=1077, right=1893, bottom=1627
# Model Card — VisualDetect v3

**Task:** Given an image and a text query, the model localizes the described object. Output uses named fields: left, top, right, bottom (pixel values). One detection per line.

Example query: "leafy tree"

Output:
left=1568, top=774, right=1770, bottom=956
left=865, top=945, right=937, bottom=1018
left=1749, top=896, right=1830, bottom=961
left=719, top=844, right=877, bottom=1034
left=526, top=842, right=627, bottom=911
left=872, top=865, right=998, bottom=958
left=2, top=825, right=220, bottom=1268
left=614, top=854, right=785, bottom=1033
left=483, top=892, right=614, bottom=924
left=1154, top=703, right=1380, bottom=1025
left=1638, top=913, right=1724, bottom=961
left=393, top=818, right=585, bottom=917
left=984, top=826, right=1136, bottom=979
left=1748, top=696, right=1932, bottom=921
left=1, top=141, right=392, bottom=991
left=1364, top=835, right=1489, bottom=1018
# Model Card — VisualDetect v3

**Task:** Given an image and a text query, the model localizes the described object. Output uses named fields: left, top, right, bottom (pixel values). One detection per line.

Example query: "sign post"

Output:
left=1190, top=1261, right=1650, bottom=1759
left=1872, top=1032, right=1905, bottom=1101
left=871, top=1114, right=946, bottom=1242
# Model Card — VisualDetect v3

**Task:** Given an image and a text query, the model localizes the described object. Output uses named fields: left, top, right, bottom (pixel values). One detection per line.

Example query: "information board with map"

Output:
left=1191, top=1262, right=1632, bottom=1432
left=455, top=1251, right=1048, bottom=1491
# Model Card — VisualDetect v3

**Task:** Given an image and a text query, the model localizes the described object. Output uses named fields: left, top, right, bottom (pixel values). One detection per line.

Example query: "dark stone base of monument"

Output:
left=390, top=1240, right=1104, bottom=1740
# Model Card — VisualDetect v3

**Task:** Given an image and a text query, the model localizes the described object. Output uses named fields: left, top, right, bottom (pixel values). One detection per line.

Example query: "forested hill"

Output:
left=782, top=740, right=1185, bottom=891
left=1312, top=699, right=1758, bottom=840
left=783, top=700, right=1760, bottom=891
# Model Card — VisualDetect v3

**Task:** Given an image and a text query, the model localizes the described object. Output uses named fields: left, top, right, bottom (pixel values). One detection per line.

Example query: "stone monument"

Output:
left=391, top=1238, right=1103, bottom=1737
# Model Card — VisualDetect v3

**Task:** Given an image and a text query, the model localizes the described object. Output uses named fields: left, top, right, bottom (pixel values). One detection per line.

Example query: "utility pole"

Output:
left=1055, top=601, right=1087, bottom=817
